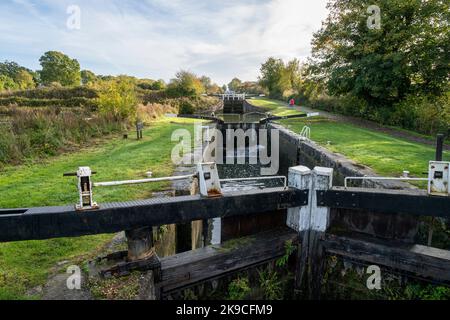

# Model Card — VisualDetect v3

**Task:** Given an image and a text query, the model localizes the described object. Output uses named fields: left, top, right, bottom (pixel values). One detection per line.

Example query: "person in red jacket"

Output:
left=289, top=98, right=295, bottom=107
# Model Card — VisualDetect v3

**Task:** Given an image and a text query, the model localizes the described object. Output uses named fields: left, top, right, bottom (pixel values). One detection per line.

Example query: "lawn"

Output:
left=279, top=117, right=450, bottom=179
left=247, top=97, right=301, bottom=116
left=0, top=117, right=200, bottom=299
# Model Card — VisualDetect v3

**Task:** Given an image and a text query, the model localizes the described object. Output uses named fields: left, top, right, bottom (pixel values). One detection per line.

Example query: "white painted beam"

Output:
left=287, top=166, right=312, bottom=232
left=311, top=167, right=333, bottom=232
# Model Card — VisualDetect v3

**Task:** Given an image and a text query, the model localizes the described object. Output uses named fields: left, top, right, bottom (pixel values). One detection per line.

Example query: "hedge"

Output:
left=0, top=86, right=98, bottom=99
left=0, top=96, right=98, bottom=110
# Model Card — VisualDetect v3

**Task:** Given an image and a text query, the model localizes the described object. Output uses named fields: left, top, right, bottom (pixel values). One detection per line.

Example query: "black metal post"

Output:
left=436, top=134, right=444, bottom=161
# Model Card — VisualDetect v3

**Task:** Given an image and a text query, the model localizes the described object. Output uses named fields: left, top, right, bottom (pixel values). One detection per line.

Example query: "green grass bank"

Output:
left=0, top=118, right=199, bottom=299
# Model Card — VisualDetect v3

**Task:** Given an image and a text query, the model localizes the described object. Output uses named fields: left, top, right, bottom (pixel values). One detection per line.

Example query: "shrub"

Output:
left=137, top=103, right=177, bottom=124
left=178, top=100, right=195, bottom=115
left=0, top=75, right=18, bottom=91
left=0, top=96, right=98, bottom=110
left=258, top=269, right=283, bottom=300
left=391, top=94, right=450, bottom=135
left=166, top=70, right=205, bottom=98
left=228, top=277, right=251, bottom=300
left=141, top=90, right=169, bottom=103
left=305, top=92, right=449, bottom=137
left=96, top=79, right=138, bottom=121
left=0, top=86, right=98, bottom=99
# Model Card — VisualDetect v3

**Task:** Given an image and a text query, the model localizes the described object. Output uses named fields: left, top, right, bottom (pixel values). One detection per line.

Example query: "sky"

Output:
left=0, top=0, right=329, bottom=85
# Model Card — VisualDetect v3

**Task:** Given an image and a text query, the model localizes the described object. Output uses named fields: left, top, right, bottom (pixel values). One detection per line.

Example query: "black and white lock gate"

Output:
left=0, top=187, right=307, bottom=243
left=1, top=178, right=448, bottom=242
left=0, top=164, right=449, bottom=287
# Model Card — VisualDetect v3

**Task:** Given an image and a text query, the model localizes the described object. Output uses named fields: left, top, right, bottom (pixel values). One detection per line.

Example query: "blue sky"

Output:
left=0, top=0, right=328, bottom=85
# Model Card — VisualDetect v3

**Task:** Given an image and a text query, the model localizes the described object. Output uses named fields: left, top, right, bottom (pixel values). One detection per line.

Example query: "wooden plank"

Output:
left=159, top=227, right=297, bottom=293
left=323, top=234, right=450, bottom=282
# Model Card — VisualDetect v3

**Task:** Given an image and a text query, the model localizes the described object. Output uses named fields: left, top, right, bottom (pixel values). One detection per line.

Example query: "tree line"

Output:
left=0, top=51, right=224, bottom=96
left=256, top=0, right=449, bottom=135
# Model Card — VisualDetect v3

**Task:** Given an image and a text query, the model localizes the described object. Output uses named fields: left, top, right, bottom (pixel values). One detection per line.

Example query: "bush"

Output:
left=137, top=103, right=177, bottom=124
left=228, top=277, right=251, bottom=300
left=305, top=92, right=449, bottom=137
left=306, top=95, right=342, bottom=113
left=258, top=269, right=283, bottom=300
left=178, top=100, right=195, bottom=114
left=0, top=96, right=98, bottom=110
left=0, top=86, right=98, bottom=99
left=391, top=94, right=450, bottom=135
left=141, top=90, right=169, bottom=103
left=142, top=92, right=219, bottom=115
left=96, top=80, right=138, bottom=121
left=166, top=70, right=205, bottom=98
left=0, top=75, right=19, bottom=91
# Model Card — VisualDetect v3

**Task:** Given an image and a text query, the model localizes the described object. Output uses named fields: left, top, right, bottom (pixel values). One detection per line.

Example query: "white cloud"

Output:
left=0, top=0, right=329, bottom=84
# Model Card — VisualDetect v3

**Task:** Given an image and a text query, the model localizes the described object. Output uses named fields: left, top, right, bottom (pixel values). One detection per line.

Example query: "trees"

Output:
left=39, top=51, right=81, bottom=87
left=151, top=79, right=166, bottom=90
left=258, top=58, right=300, bottom=99
left=200, top=76, right=212, bottom=92
left=238, top=81, right=265, bottom=95
left=0, top=61, right=27, bottom=79
left=81, top=70, right=97, bottom=85
left=15, top=70, right=35, bottom=89
left=0, top=75, right=17, bottom=91
left=96, top=79, right=138, bottom=121
left=228, top=78, right=242, bottom=92
left=207, top=83, right=222, bottom=94
left=310, top=0, right=450, bottom=106
left=0, top=61, right=36, bottom=90
left=285, top=59, right=302, bottom=92
left=167, top=70, right=205, bottom=97
left=199, top=76, right=222, bottom=94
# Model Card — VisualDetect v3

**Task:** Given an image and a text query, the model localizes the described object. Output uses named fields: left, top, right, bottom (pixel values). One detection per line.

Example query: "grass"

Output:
left=247, top=97, right=301, bottom=116
left=0, top=117, right=201, bottom=300
left=279, top=117, right=450, bottom=179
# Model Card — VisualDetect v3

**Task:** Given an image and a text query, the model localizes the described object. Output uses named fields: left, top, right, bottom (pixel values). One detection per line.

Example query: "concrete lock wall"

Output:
left=269, top=123, right=420, bottom=243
